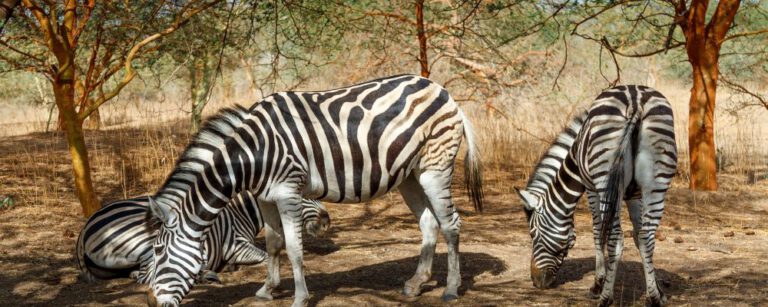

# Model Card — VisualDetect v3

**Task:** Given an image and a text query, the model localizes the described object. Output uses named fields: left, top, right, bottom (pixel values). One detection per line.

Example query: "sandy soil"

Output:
left=0, top=130, right=766, bottom=307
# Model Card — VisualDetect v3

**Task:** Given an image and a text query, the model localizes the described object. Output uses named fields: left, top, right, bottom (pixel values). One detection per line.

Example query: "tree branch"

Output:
left=709, top=0, right=740, bottom=44
left=724, top=28, right=768, bottom=42
left=78, top=0, right=223, bottom=120
left=720, top=76, right=768, bottom=110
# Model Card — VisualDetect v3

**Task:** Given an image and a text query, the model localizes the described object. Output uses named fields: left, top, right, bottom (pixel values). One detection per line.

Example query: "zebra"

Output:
left=76, top=193, right=330, bottom=285
left=515, top=85, right=676, bottom=307
left=144, top=74, right=484, bottom=307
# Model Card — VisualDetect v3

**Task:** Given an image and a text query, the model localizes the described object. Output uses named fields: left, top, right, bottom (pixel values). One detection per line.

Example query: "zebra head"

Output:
left=515, top=187, right=576, bottom=289
left=301, top=200, right=331, bottom=238
left=145, top=198, right=205, bottom=307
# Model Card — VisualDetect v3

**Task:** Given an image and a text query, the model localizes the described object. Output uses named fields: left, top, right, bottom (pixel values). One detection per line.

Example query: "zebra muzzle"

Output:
left=530, top=259, right=556, bottom=289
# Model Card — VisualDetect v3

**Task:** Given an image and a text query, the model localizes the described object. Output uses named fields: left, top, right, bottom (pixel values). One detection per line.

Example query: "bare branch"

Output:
left=724, top=29, right=768, bottom=42
left=0, top=37, right=44, bottom=62
left=720, top=76, right=768, bottom=110
left=78, top=0, right=223, bottom=120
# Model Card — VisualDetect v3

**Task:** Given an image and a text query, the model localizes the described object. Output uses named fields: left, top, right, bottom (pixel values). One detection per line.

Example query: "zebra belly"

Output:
left=87, top=244, right=149, bottom=269
left=303, top=163, right=414, bottom=204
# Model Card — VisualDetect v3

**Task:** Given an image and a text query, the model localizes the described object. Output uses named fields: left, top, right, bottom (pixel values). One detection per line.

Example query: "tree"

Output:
left=678, top=1, right=740, bottom=191
left=340, top=1, right=561, bottom=111
left=0, top=0, right=222, bottom=216
left=569, top=0, right=768, bottom=191
left=166, top=4, right=234, bottom=133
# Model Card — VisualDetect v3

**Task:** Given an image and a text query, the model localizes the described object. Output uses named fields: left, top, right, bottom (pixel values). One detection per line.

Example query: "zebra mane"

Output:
left=155, top=105, right=251, bottom=206
left=526, top=110, right=588, bottom=193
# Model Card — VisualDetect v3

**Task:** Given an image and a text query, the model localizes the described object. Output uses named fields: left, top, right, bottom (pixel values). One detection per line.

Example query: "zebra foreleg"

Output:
left=598, top=216, right=624, bottom=307
left=587, top=192, right=606, bottom=299
left=418, top=170, right=462, bottom=302
left=399, top=176, right=439, bottom=298
left=255, top=206, right=285, bottom=301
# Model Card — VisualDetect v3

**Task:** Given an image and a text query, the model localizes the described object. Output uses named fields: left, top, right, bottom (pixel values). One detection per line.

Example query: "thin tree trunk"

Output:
left=688, top=59, right=718, bottom=190
left=52, top=78, right=101, bottom=217
left=415, top=0, right=429, bottom=78
left=79, top=83, right=102, bottom=130
left=83, top=86, right=103, bottom=130
left=190, top=55, right=213, bottom=133
left=239, top=53, right=259, bottom=98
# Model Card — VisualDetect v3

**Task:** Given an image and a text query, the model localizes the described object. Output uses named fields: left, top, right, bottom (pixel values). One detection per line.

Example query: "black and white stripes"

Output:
left=75, top=193, right=329, bottom=285
left=516, top=85, right=676, bottom=307
left=145, top=75, right=483, bottom=306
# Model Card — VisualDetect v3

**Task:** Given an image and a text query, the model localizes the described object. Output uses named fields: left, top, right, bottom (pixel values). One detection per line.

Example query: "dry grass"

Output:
left=1, top=71, right=767, bottom=210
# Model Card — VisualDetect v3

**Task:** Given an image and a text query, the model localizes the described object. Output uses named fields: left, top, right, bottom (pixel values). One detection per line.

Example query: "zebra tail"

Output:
left=599, top=107, right=640, bottom=243
left=460, top=109, right=484, bottom=212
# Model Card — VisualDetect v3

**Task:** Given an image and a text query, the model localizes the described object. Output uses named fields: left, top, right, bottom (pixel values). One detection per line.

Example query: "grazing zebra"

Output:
left=145, top=74, right=483, bottom=307
left=515, top=85, right=676, bottom=307
left=76, top=193, right=330, bottom=284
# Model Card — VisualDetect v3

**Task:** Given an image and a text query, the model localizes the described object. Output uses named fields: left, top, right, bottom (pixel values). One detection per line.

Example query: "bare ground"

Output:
left=0, top=129, right=766, bottom=306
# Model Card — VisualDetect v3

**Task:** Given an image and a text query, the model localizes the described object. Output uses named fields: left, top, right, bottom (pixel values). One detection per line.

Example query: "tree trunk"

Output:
left=687, top=58, right=718, bottom=190
left=52, top=78, right=101, bottom=217
left=190, top=55, right=213, bottom=133
left=680, top=0, right=740, bottom=191
left=77, top=78, right=102, bottom=130
left=84, top=103, right=102, bottom=130
left=415, top=0, right=429, bottom=78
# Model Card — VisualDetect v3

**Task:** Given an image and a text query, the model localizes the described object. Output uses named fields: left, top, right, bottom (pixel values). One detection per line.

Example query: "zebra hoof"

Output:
left=402, top=286, right=422, bottom=298
left=589, top=278, right=604, bottom=299
left=598, top=297, right=614, bottom=307
left=645, top=294, right=667, bottom=307
left=255, top=289, right=274, bottom=301
left=255, top=293, right=273, bottom=301
left=441, top=294, right=459, bottom=302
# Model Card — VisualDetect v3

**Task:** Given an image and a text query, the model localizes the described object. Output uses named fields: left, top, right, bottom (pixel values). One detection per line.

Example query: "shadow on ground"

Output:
left=183, top=252, right=506, bottom=306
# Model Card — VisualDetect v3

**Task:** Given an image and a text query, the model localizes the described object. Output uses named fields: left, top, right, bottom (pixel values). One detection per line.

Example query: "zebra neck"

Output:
left=543, top=149, right=585, bottom=220
left=526, top=111, right=587, bottom=193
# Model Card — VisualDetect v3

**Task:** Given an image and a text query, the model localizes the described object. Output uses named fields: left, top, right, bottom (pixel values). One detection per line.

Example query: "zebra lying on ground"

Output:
left=515, top=85, right=676, bottom=307
left=76, top=193, right=330, bottom=284
left=144, top=74, right=483, bottom=307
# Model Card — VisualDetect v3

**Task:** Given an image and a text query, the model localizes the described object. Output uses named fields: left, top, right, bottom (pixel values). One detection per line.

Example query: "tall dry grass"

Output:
left=1, top=53, right=767, bottom=211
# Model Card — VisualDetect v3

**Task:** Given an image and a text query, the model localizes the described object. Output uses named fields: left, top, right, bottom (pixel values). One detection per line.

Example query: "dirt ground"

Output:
left=1, top=130, right=767, bottom=306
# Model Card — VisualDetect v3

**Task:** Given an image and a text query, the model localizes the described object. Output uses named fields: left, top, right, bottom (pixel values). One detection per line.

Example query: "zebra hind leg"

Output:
left=398, top=175, right=439, bottom=298
left=630, top=194, right=667, bottom=307
left=587, top=192, right=606, bottom=299
left=598, top=215, right=624, bottom=307
left=417, top=169, right=462, bottom=302
left=255, top=206, right=285, bottom=301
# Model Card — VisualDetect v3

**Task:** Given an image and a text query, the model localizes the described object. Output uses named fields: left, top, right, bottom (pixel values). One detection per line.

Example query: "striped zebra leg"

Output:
left=416, top=169, right=462, bottom=301
left=598, top=214, right=624, bottom=307
left=587, top=192, right=607, bottom=298
left=398, top=175, right=440, bottom=297
left=629, top=191, right=668, bottom=306
left=275, top=195, right=309, bottom=307
left=255, top=205, right=285, bottom=301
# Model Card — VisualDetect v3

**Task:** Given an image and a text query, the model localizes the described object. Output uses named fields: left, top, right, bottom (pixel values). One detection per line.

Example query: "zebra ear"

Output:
left=514, top=187, right=540, bottom=212
left=149, top=197, right=177, bottom=226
